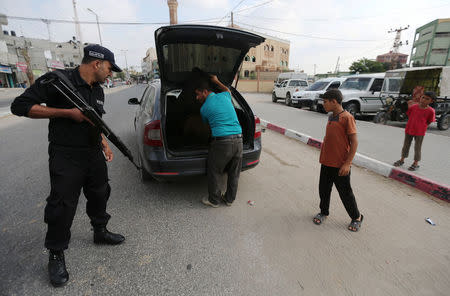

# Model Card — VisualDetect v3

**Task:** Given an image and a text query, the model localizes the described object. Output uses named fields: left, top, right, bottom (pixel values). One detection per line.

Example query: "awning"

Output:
left=0, top=64, right=12, bottom=74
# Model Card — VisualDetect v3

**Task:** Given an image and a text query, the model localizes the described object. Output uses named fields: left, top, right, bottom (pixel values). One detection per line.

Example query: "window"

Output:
left=431, top=48, right=448, bottom=54
left=370, top=79, right=384, bottom=92
left=280, top=61, right=283, bottom=66
left=306, top=81, right=328, bottom=91
left=327, top=82, right=341, bottom=90
left=144, top=86, right=156, bottom=114
left=251, top=56, right=256, bottom=62
left=340, top=78, right=371, bottom=91
left=244, top=70, right=249, bottom=77
left=299, top=81, right=308, bottom=87
left=388, top=78, right=401, bottom=92
left=436, top=32, right=450, bottom=37
left=289, top=80, right=299, bottom=86
left=270, top=45, right=274, bottom=52
left=285, top=61, right=288, bottom=67
left=244, top=55, right=250, bottom=61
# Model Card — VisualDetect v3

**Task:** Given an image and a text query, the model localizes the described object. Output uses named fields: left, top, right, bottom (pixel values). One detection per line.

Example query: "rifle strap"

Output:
left=52, top=70, right=88, bottom=105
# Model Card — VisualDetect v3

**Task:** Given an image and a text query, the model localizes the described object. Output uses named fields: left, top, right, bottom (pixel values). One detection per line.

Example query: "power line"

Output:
left=231, top=0, right=248, bottom=11
left=234, top=0, right=274, bottom=13
left=4, top=15, right=224, bottom=26
left=234, top=21, right=390, bottom=42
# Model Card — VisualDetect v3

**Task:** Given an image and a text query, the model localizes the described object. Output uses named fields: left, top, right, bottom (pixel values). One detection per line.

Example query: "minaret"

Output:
left=167, top=0, right=178, bottom=25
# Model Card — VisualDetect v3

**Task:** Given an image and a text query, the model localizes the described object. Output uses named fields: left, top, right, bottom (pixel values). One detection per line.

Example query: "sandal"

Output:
left=313, top=213, right=327, bottom=225
left=393, top=160, right=404, bottom=167
left=348, top=214, right=364, bottom=232
left=408, top=164, right=420, bottom=171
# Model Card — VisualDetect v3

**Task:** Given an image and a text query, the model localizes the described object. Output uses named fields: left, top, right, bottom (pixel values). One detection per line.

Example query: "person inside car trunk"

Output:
left=194, top=74, right=243, bottom=208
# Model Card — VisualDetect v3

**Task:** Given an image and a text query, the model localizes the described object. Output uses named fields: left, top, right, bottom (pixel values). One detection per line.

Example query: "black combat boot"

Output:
left=48, top=250, right=69, bottom=287
left=93, top=227, right=125, bottom=245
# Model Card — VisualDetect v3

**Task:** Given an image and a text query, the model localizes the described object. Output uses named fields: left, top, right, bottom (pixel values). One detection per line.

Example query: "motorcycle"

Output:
left=373, top=95, right=409, bottom=125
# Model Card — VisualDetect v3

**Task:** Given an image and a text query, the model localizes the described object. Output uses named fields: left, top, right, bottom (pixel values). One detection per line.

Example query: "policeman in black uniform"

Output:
left=11, top=44, right=125, bottom=287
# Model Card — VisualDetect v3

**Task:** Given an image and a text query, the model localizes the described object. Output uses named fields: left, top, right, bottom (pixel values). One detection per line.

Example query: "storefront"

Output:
left=0, top=64, right=14, bottom=88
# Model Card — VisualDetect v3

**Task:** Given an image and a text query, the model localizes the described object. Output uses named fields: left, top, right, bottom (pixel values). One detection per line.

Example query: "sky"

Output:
left=1, top=0, right=449, bottom=74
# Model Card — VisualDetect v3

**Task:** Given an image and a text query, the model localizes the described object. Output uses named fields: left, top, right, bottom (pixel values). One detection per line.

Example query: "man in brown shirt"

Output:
left=313, top=89, right=364, bottom=232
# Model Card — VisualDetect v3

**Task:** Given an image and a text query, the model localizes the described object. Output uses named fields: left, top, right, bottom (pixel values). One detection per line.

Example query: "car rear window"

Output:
left=162, top=44, right=241, bottom=82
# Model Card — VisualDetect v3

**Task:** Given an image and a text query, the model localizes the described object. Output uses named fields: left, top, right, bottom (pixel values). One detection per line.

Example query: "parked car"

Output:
left=275, top=72, right=308, bottom=85
left=272, top=79, right=309, bottom=105
left=128, top=25, right=265, bottom=181
left=317, top=73, right=385, bottom=116
left=292, top=77, right=346, bottom=110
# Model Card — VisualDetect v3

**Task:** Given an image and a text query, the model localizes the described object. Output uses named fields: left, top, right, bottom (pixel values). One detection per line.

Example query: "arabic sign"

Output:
left=0, top=64, right=12, bottom=74
left=16, top=62, right=28, bottom=72
left=47, top=60, right=65, bottom=69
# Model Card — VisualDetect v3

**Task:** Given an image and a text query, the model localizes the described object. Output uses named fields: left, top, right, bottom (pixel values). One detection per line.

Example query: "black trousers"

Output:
left=44, top=145, right=111, bottom=251
left=207, top=138, right=243, bottom=203
left=319, top=164, right=360, bottom=220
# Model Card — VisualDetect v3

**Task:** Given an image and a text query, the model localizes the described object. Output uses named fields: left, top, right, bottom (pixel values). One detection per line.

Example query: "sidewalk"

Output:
left=243, top=93, right=449, bottom=201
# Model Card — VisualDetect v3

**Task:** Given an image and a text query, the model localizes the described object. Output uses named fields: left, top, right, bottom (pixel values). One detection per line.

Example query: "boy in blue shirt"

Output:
left=194, top=75, right=243, bottom=207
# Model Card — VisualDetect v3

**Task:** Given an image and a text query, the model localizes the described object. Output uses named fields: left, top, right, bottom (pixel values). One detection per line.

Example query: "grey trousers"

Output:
left=401, top=134, right=424, bottom=161
left=207, top=137, right=243, bottom=203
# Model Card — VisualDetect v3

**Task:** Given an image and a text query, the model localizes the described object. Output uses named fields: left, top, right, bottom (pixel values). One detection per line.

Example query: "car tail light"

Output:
left=144, top=120, right=163, bottom=147
left=254, top=116, right=261, bottom=139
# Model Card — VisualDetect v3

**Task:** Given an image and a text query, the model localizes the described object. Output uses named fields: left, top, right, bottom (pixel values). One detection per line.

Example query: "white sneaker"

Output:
left=202, top=197, right=219, bottom=208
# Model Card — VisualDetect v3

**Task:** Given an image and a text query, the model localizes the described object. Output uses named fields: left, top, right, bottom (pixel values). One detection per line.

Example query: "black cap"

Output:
left=319, top=89, right=343, bottom=103
left=83, top=44, right=122, bottom=72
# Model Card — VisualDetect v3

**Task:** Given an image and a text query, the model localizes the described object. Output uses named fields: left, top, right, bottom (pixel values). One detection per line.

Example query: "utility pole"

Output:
left=42, top=19, right=52, bottom=41
left=87, top=8, right=102, bottom=45
left=72, top=0, right=83, bottom=55
left=313, top=64, right=317, bottom=76
left=388, top=25, right=409, bottom=69
left=121, top=49, right=129, bottom=80
left=231, top=11, right=234, bottom=27
left=334, top=56, right=340, bottom=74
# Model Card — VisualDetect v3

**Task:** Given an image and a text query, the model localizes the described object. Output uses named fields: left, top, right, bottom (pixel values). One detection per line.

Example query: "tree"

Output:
left=115, top=71, right=125, bottom=80
left=349, top=58, right=388, bottom=73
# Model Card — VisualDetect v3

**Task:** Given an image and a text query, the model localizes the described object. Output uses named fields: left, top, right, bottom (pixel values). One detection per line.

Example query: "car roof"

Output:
left=316, top=77, right=346, bottom=82
left=346, top=73, right=385, bottom=78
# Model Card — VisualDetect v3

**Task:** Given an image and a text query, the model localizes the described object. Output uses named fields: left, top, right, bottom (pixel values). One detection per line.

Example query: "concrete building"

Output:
left=237, top=27, right=290, bottom=78
left=0, top=30, right=83, bottom=88
left=141, top=47, right=158, bottom=79
left=410, top=18, right=450, bottom=67
left=376, top=52, right=408, bottom=65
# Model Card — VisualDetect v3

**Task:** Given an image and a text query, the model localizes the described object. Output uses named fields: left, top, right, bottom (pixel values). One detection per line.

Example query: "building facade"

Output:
left=0, top=30, right=83, bottom=88
left=239, top=29, right=290, bottom=79
left=410, top=18, right=450, bottom=67
left=141, top=47, right=159, bottom=79
left=376, top=52, right=408, bottom=65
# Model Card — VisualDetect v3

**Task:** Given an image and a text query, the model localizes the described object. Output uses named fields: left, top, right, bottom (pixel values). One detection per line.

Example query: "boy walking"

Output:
left=393, top=91, right=436, bottom=171
left=313, top=89, right=363, bottom=232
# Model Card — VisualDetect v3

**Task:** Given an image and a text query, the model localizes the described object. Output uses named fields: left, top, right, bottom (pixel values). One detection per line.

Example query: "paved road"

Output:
left=244, top=93, right=450, bottom=186
left=1, top=86, right=449, bottom=295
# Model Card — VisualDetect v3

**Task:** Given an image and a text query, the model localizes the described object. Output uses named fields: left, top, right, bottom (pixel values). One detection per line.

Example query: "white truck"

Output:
left=317, top=73, right=385, bottom=116
left=292, top=77, right=346, bottom=110
left=272, top=79, right=309, bottom=105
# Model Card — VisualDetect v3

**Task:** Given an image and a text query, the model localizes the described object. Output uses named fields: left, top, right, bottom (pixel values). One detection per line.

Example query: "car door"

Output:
left=361, top=78, right=384, bottom=112
left=276, top=80, right=287, bottom=97
left=136, top=86, right=157, bottom=156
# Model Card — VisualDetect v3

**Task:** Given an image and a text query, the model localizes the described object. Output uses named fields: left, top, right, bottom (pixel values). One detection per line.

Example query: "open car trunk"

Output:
left=164, top=86, right=254, bottom=157
left=155, top=25, right=265, bottom=157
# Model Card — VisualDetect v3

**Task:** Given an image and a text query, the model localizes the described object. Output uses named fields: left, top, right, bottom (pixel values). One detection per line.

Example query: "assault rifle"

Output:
left=41, top=71, right=140, bottom=170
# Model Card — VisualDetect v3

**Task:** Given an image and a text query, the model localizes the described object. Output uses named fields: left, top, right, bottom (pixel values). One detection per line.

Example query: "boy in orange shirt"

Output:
left=393, top=91, right=436, bottom=171
left=313, top=89, right=363, bottom=232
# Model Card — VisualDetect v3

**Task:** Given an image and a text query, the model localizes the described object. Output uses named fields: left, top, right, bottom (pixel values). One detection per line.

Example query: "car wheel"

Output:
left=272, top=92, right=278, bottom=102
left=138, top=153, right=153, bottom=182
left=437, top=114, right=449, bottom=130
left=345, top=103, right=359, bottom=117
left=310, top=102, right=317, bottom=112
left=373, top=111, right=388, bottom=124
left=285, top=93, right=292, bottom=106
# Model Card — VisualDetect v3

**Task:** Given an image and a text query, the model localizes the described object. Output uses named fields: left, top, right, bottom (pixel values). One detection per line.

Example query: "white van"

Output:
left=292, top=77, right=346, bottom=110
left=317, top=73, right=385, bottom=116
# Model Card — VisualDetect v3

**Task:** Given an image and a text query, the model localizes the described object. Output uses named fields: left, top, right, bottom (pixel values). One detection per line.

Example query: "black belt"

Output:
left=211, top=134, right=242, bottom=141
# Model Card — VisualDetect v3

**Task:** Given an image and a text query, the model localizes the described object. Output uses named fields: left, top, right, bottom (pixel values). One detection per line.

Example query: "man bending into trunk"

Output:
left=194, top=74, right=243, bottom=207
